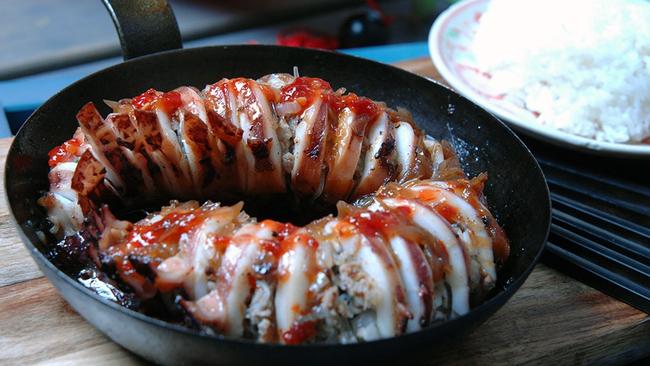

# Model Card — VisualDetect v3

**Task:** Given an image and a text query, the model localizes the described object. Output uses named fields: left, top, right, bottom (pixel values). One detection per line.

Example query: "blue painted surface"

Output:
left=0, top=58, right=119, bottom=114
left=340, top=42, right=429, bottom=64
left=0, top=41, right=429, bottom=136
left=0, top=101, right=10, bottom=137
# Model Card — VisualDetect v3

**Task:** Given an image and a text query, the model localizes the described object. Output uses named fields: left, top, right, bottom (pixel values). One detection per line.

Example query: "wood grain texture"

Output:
left=0, top=58, right=648, bottom=365
left=0, top=138, right=43, bottom=287
left=0, top=278, right=140, bottom=365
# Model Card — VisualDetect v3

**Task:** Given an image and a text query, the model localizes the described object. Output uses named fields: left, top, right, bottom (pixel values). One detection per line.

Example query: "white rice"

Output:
left=471, top=0, right=650, bottom=143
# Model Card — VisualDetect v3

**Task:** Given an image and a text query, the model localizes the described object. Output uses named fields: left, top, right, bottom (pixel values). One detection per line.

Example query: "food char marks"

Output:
left=280, top=77, right=335, bottom=198
left=39, top=73, right=510, bottom=345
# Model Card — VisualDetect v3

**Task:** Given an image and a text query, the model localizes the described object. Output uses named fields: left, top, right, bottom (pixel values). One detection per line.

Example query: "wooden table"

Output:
left=1, top=59, right=648, bottom=365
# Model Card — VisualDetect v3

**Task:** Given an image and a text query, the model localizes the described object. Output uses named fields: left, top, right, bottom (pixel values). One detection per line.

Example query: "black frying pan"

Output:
left=5, top=1, right=550, bottom=364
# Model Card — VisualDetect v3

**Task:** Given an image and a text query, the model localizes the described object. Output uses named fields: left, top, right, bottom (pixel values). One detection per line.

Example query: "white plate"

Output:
left=428, top=0, right=650, bottom=158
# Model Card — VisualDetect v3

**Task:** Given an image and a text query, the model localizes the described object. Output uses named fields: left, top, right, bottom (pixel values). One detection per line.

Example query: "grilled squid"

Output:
left=40, top=73, right=510, bottom=345
left=42, top=74, right=441, bottom=237
left=90, top=170, right=507, bottom=344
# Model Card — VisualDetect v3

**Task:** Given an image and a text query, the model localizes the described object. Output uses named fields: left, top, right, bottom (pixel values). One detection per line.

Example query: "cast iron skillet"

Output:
left=5, top=1, right=550, bottom=364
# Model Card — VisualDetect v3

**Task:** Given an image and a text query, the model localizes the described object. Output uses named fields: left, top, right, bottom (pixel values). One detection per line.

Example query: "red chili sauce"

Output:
left=132, top=88, right=183, bottom=115
left=280, top=77, right=333, bottom=114
left=280, top=77, right=380, bottom=122
left=48, top=138, right=82, bottom=168
left=333, top=93, right=380, bottom=121
left=282, top=319, right=318, bottom=345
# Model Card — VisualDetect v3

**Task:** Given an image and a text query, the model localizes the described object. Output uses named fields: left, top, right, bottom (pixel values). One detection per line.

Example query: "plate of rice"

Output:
left=428, top=0, right=650, bottom=157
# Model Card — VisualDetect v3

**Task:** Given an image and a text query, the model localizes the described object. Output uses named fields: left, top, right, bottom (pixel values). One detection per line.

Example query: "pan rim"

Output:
left=5, top=44, right=551, bottom=350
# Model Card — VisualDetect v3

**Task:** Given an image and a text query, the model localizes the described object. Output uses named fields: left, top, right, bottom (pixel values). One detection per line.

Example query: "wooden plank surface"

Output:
left=0, top=138, right=42, bottom=288
left=0, top=59, right=648, bottom=366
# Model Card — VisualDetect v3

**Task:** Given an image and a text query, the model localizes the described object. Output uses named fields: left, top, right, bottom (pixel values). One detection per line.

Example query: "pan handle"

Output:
left=102, top=0, right=182, bottom=60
